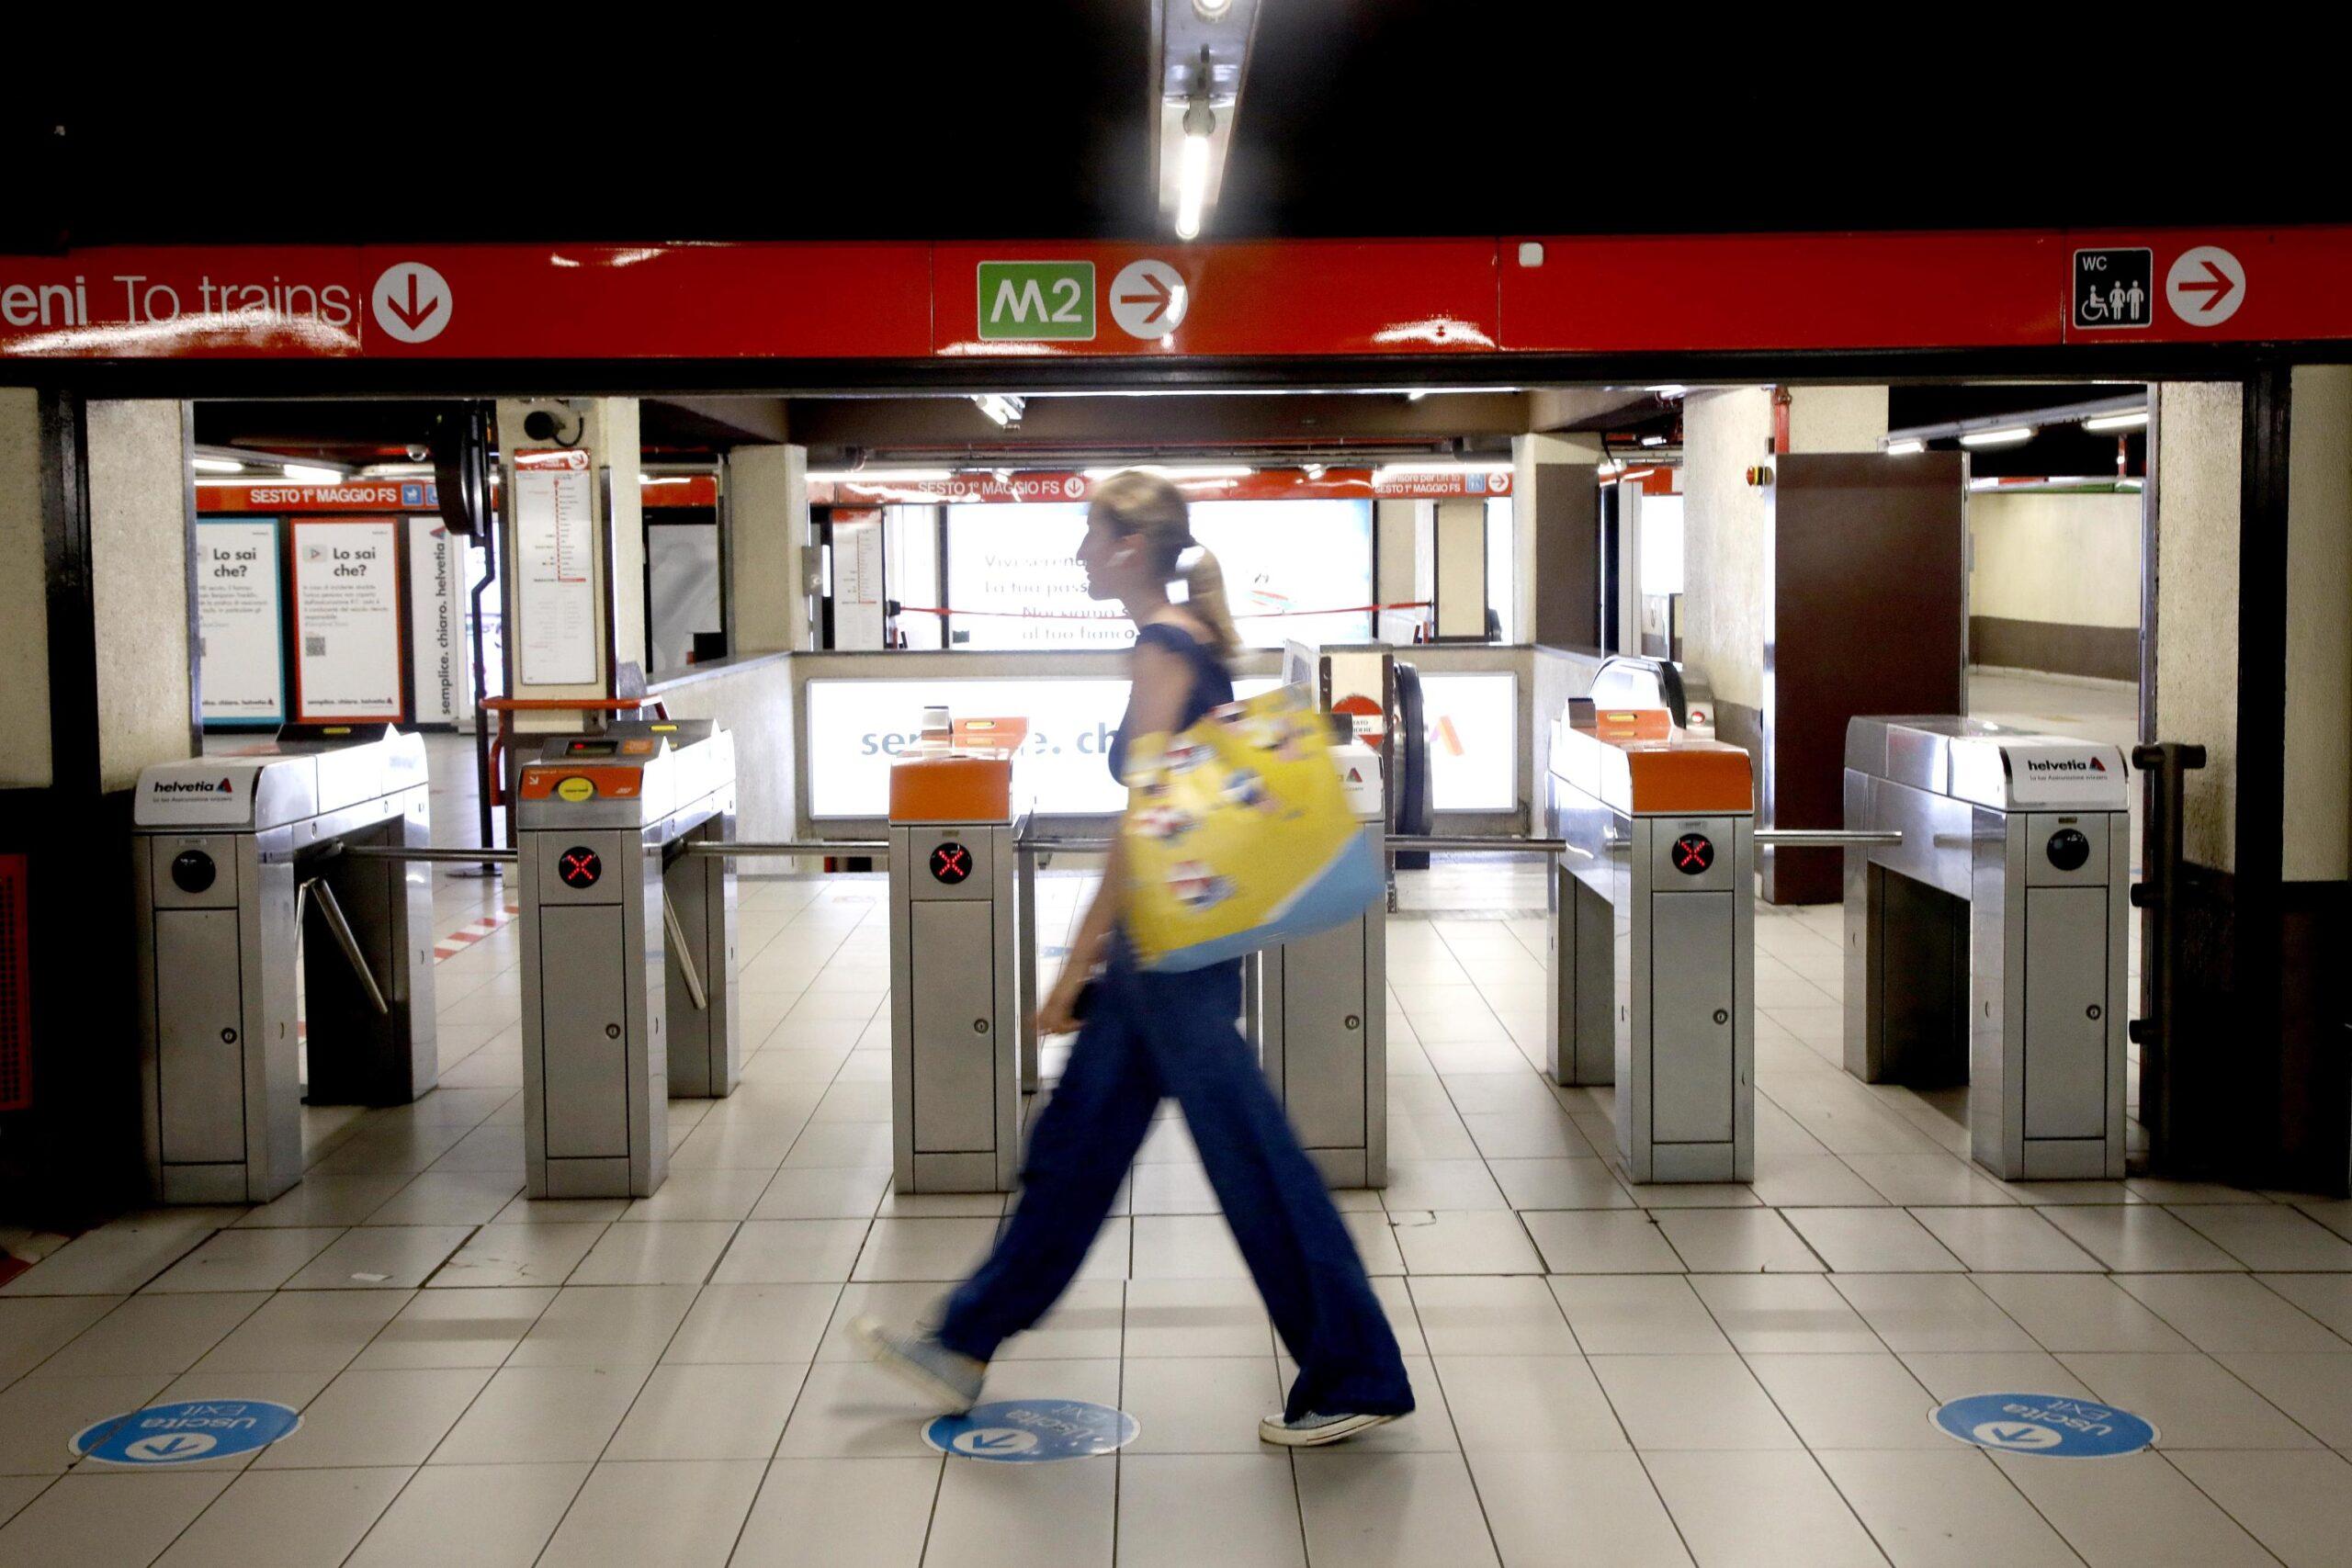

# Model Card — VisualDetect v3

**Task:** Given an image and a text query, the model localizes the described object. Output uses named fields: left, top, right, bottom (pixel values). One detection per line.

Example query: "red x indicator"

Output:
left=559, top=846, right=604, bottom=889
left=930, top=841, right=972, bottom=885
left=1671, top=833, right=1715, bottom=875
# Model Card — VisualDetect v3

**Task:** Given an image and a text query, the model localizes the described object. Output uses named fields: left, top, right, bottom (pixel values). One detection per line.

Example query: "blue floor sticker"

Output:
left=72, top=1399, right=303, bottom=1466
left=924, top=1399, right=1138, bottom=1462
left=1933, top=1393, right=2156, bottom=1458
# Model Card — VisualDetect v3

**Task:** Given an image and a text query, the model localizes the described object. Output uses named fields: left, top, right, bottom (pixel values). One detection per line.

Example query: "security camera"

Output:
left=405, top=445, right=430, bottom=462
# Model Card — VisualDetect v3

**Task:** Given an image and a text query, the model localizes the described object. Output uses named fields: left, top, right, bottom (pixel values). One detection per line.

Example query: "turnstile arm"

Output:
left=662, top=891, right=709, bottom=1012
left=1754, top=828, right=1903, bottom=849
left=303, top=879, right=391, bottom=1017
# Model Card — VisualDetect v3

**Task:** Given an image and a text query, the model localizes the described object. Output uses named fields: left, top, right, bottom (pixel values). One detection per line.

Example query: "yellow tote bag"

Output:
left=1120, top=685, right=1384, bottom=971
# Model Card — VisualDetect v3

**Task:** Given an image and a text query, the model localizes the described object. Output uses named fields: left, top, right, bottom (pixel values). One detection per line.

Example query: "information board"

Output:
left=288, top=517, right=403, bottom=721
left=513, top=448, right=600, bottom=685
left=195, top=518, right=284, bottom=725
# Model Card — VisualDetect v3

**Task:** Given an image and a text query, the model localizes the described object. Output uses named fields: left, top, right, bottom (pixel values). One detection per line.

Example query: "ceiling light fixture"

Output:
left=972, top=393, right=1026, bottom=428
left=1645, top=384, right=1690, bottom=399
left=1884, top=438, right=1927, bottom=457
left=806, top=468, right=955, bottom=483
left=1193, top=0, right=1233, bottom=17
left=1080, top=464, right=1254, bottom=481
left=280, top=463, right=344, bottom=484
left=191, top=457, right=244, bottom=473
left=1174, top=86, right=1216, bottom=242
left=2083, top=411, right=2149, bottom=432
left=1959, top=426, right=2035, bottom=448
left=1639, top=435, right=1668, bottom=448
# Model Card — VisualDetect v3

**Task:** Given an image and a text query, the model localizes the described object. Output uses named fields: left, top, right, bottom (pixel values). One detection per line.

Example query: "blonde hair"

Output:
left=1090, top=469, right=1240, bottom=658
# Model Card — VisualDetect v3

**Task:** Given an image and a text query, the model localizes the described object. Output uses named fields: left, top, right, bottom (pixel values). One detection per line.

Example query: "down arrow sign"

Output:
left=385, top=273, right=441, bottom=332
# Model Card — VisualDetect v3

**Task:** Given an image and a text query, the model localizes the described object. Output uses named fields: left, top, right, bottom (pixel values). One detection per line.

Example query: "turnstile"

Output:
left=888, top=752, right=1023, bottom=1192
left=132, top=724, right=436, bottom=1203
left=1546, top=707, right=1756, bottom=1182
left=1842, top=716, right=2129, bottom=1179
left=1257, top=729, right=1387, bottom=1189
left=517, top=720, right=738, bottom=1198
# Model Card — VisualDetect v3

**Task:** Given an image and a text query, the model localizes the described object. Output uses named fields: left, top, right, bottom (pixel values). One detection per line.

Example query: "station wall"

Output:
left=1966, top=489, right=2142, bottom=681
left=0, top=390, right=51, bottom=788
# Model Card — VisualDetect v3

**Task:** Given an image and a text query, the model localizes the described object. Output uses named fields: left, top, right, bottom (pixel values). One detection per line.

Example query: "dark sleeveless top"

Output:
left=1108, top=621, right=1235, bottom=781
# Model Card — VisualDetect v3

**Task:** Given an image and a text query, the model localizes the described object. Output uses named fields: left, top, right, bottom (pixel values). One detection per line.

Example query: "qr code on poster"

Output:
left=305, top=637, right=327, bottom=657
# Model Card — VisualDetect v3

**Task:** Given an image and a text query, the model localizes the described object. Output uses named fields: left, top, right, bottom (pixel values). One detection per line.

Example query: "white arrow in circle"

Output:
left=1971, top=1420, right=2063, bottom=1450
left=2165, top=245, right=2245, bottom=326
left=371, top=263, right=454, bottom=344
left=1110, top=259, right=1189, bottom=340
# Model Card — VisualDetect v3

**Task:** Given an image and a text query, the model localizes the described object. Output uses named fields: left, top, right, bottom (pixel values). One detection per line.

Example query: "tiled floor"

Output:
left=14, top=680, right=2351, bottom=1566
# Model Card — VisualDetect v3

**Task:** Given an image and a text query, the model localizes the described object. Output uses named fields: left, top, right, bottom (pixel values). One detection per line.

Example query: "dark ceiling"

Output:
left=15, top=10, right=2346, bottom=253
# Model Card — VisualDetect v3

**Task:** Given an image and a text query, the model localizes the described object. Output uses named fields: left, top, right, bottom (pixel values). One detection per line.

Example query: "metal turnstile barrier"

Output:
left=515, top=721, right=739, bottom=1198
left=888, top=751, right=1023, bottom=1193
left=1259, top=814, right=1389, bottom=1190
left=132, top=724, right=437, bottom=1203
left=1546, top=707, right=1758, bottom=1182
left=1843, top=716, right=2130, bottom=1180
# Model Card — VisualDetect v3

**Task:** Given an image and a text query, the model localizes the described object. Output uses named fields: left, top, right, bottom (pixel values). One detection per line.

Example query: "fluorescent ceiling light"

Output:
left=280, top=463, right=344, bottom=484
left=1080, top=464, right=1253, bottom=480
left=972, top=393, right=1025, bottom=428
left=1174, top=100, right=1214, bottom=241
left=2083, top=411, right=2149, bottom=432
left=639, top=475, right=691, bottom=486
left=1193, top=0, right=1233, bottom=16
left=1638, top=434, right=1667, bottom=448
left=191, top=456, right=244, bottom=474
left=1959, top=426, right=2034, bottom=448
left=1372, top=460, right=1512, bottom=480
left=1884, top=439, right=1927, bottom=457
left=1645, top=384, right=1690, bottom=399
left=806, top=468, right=954, bottom=482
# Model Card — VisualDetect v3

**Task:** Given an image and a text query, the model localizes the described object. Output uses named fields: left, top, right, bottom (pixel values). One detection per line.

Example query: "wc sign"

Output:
left=2073, top=248, right=2153, bottom=330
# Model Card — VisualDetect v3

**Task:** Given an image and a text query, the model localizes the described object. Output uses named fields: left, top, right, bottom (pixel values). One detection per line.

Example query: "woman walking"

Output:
left=856, top=470, right=1414, bottom=1446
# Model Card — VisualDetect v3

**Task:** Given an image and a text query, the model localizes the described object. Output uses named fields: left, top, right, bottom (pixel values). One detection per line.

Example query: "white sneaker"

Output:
left=850, top=1317, right=986, bottom=1414
left=1257, top=1410, right=1400, bottom=1448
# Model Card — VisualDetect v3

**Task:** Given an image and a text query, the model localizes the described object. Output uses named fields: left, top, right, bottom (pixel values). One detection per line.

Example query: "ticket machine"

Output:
left=1842, top=717, right=2130, bottom=1179
left=1546, top=705, right=1756, bottom=1182
left=515, top=720, right=738, bottom=1199
left=888, top=724, right=1025, bottom=1193
left=132, top=724, right=435, bottom=1203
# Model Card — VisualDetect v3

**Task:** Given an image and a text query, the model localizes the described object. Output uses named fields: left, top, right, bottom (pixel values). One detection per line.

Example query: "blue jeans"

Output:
left=935, top=942, right=1415, bottom=1422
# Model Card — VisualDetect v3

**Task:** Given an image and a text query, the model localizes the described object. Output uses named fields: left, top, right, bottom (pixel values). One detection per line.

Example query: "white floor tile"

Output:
left=1521, top=1210, right=1684, bottom=1273
left=749, top=1167, right=891, bottom=1220
left=282, top=1225, right=475, bottom=1290
left=429, top=1222, right=606, bottom=1288
left=1990, top=1450, right=2276, bottom=1567
left=0, top=1472, right=231, bottom=1565
left=1656, top=1208, right=1822, bottom=1271
left=713, top=1220, right=872, bottom=1284
left=568, top=1221, right=737, bottom=1286
left=344, top=1461, right=589, bottom=1568
left=536, top=1459, right=764, bottom=1568
left=662, top=1283, right=840, bottom=1365
left=1744, top=1352, right=1943, bottom=1449
left=1689, top=1274, right=1881, bottom=1354
left=1828, top=1274, right=2037, bottom=1352
left=853, top=1218, right=1000, bottom=1282
left=254, top=1366, right=492, bottom=1468
left=1123, top=1276, right=1277, bottom=1359
left=1435, top=1353, right=1627, bottom=1450
left=1467, top=1449, right=1692, bottom=1566
left=1969, top=1275, right=2196, bottom=1353
left=729, top=1456, right=941, bottom=1568
left=0, top=1211, right=235, bottom=1297
left=2109, top=1272, right=2350, bottom=1353
left=1487, top=1156, right=1634, bottom=1210
left=1407, top=1275, right=1578, bottom=1357
left=1115, top=1454, right=1306, bottom=1568
left=1547, top=1274, right=1729, bottom=1355
left=188, top=1288, right=410, bottom=1372
left=2165, top=1448, right=2352, bottom=1568
left=431, top=1363, right=651, bottom=1464
left=1815, top=1448, right=2080, bottom=1568
left=2208, top=1353, right=2352, bottom=1447
left=2040, top=1205, right=2243, bottom=1272
left=0, top=1373, right=167, bottom=1475
left=1589, top=1354, right=1802, bottom=1450
left=153, top=1465, right=412, bottom=1567
left=1781, top=1209, right=1963, bottom=1272
left=604, top=1361, right=808, bottom=1460
left=506, top=1285, right=699, bottom=1367
left=922, top=1450, right=1115, bottom=1568
left=1391, top=1210, right=1544, bottom=1274
left=1293, top=1450, right=1501, bottom=1568
left=1642, top=1450, right=1885, bottom=1567
left=141, top=1228, right=345, bottom=1294
left=1120, top=1356, right=1283, bottom=1453
left=2168, top=1204, right=2352, bottom=1271
left=2054, top=1351, right=2319, bottom=1450
left=349, top=1285, right=554, bottom=1370
left=37, top=1292, right=268, bottom=1377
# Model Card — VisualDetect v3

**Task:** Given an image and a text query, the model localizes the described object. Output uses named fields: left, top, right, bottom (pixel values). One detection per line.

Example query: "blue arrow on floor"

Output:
left=966, top=1433, right=1024, bottom=1450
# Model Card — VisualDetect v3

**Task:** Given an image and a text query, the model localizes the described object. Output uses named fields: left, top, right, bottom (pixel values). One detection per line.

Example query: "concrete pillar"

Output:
left=0, top=393, right=197, bottom=1225
left=494, top=399, right=643, bottom=730
left=1512, top=431, right=1602, bottom=649
left=89, top=400, right=197, bottom=789
left=1680, top=388, right=1774, bottom=722
left=727, top=445, right=812, bottom=655
left=0, top=390, right=51, bottom=788
left=1786, top=386, right=1890, bottom=454
left=1374, top=498, right=1417, bottom=617
left=2150, top=383, right=2242, bottom=868
left=2283, top=366, right=2352, bottom=887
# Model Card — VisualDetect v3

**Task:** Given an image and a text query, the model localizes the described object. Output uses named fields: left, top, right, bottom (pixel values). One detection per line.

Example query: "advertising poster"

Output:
left=1418, top=671, right=1518, bottom=812
left=513, top=448, right=599, bottom=685
left=942, top=500, right=1374, bottom=650
left=290, top=517, right=404, bottom=721
left=195, top=517, right=284, bottom=726
left=405, top=516, right=472, bottom=728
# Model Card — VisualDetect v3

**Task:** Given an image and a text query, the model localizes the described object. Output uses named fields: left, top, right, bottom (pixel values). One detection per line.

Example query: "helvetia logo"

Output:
left=152, top=776, right=235, bottom=795
left=2023, top=757, right=2105, bottom=774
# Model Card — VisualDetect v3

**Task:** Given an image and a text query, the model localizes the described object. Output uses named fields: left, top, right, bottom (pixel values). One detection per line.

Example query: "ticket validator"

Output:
left=1260, top=649, right=1392, bottom=1189
left=1547, top=705, right=1757, bottom=1182
left=1842, top=716, right=2130, bottom=1179
left=516, top=720, right=738, bottom=1199
left=132, top=725, right=436, bottom=1203
left=888, top=738, right=1024, bottom=1193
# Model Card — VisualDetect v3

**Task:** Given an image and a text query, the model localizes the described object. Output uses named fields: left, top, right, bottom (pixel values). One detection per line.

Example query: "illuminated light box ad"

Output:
left=805, top=670, right=1516, bottom=819
left=289, top=516, right=404, bottom=722
left=196, top=518, right=284, bottom=725
left=941, top=500, right=1374, bottom=651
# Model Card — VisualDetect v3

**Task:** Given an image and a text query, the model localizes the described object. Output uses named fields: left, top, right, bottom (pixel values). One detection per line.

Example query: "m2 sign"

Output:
left=978, top=262, right=1096, bottom=342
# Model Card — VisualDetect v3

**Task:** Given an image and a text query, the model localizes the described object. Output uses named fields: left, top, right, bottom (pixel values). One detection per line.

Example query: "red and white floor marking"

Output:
left=435, top=903, right=521, bottom=961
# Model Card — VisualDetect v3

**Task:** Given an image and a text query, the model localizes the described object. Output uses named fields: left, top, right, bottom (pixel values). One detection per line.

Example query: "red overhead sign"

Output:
left=5, top=228, right=2350, bottom=363
left=805, top=467, right=1512, bottom=506
left=197, top=481, right=435, bottom=513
